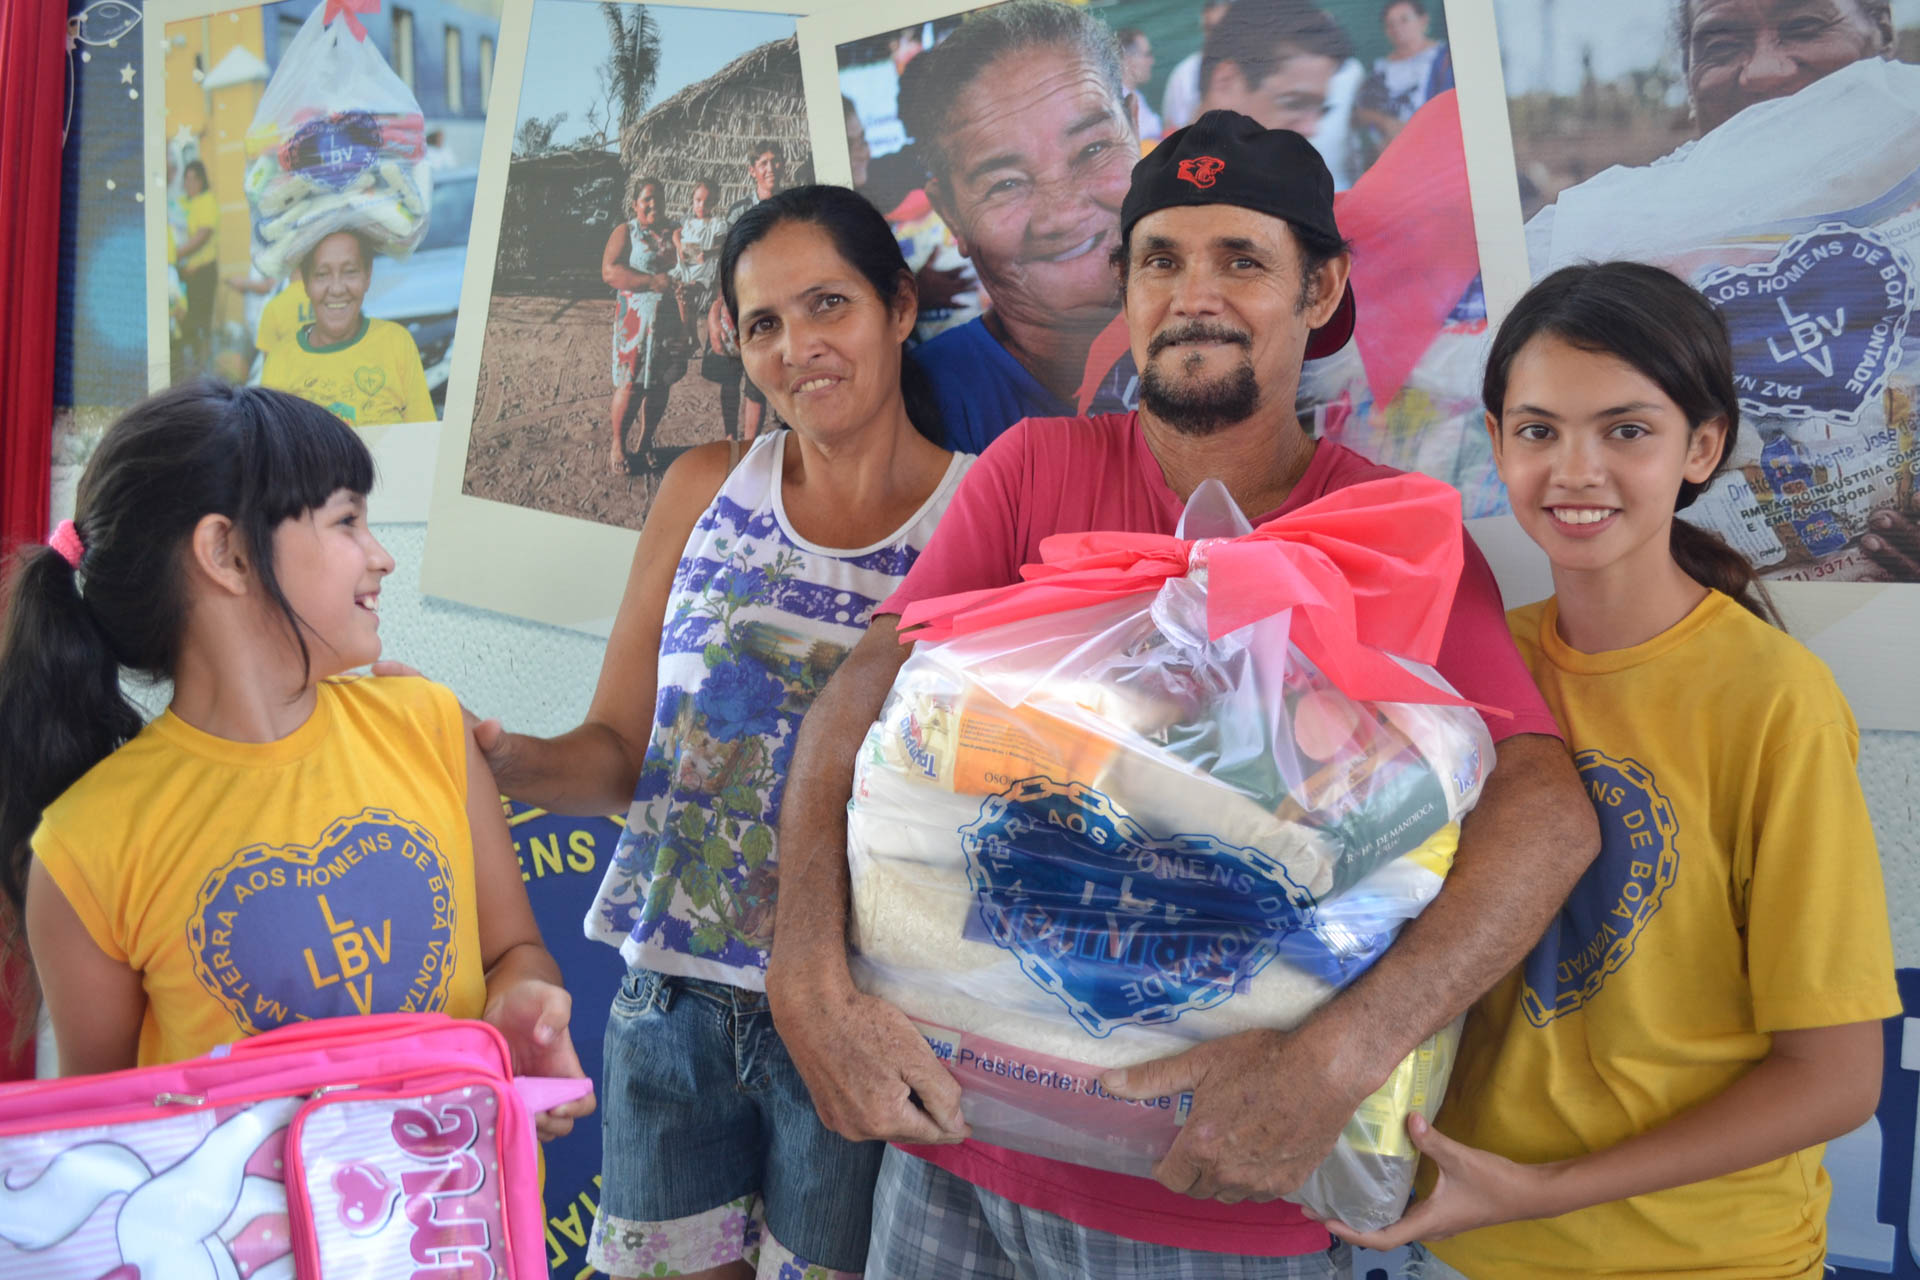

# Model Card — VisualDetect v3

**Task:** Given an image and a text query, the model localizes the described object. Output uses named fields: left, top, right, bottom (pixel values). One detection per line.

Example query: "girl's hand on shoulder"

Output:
left=1308, top=1114, right=1562, bottom=1251
left=481, top=975, right=597, bottom=1141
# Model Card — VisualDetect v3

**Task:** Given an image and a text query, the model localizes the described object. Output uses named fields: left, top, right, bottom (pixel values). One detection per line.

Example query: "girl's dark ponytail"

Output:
left=1669, top=517, right=1780, bottom=626
left=0, top=542, right=144, bottom=1051
left=1485, top=261, right=1783, bottom=629
left=0, top=543, right=145, bottom=923
left=1672, top=453, right=1780, bottom=627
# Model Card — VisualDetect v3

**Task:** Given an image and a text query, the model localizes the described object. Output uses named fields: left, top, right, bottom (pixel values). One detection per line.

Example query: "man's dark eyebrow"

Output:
left=1215, top=236, right=1264, bottom=254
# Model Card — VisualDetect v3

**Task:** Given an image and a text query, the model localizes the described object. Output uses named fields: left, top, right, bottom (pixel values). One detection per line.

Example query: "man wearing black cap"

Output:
left=768, top=111, right=1595, bottom=1277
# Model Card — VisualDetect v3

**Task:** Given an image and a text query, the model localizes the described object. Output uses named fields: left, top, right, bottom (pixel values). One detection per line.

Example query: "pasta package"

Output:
left=846, top=475, right=1494, bottom=1232
left=243, top=2, right=432, bottom=278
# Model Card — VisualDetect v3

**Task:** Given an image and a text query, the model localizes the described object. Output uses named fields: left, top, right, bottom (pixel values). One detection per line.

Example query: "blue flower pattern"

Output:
left=582, top=453, right=961, bottom=981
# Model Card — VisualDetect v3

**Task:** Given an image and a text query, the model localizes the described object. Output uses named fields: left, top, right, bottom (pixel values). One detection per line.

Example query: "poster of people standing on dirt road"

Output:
left=458, top=0, right=808, bottom=532
left=423, top=0, right=810, bottom=630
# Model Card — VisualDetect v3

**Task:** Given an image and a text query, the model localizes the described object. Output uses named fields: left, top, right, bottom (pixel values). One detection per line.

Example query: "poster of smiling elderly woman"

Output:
left=1485, top=0, right=1920, bottom=584
left=820, top=0, right=1490, bottom=473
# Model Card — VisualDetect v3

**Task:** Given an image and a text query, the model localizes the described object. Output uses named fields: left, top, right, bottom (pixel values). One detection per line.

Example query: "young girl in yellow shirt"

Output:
left=1320, top=262, right=1900, bottom=1278
left=0, top=382, right=592, bottom=1142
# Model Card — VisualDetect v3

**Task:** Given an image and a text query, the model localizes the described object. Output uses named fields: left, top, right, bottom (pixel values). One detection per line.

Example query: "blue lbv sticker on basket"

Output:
left=1698, top=222, right=1914, bottom=427
left=961, top=778, right=1316, bottom=1037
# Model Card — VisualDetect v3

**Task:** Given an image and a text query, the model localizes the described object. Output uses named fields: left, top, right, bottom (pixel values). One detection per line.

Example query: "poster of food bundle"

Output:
left=146, top=0, right=502, bottom=517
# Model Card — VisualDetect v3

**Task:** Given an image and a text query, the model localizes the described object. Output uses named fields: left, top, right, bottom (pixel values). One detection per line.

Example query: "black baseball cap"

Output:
left=1120, top=109, right=1356, bottom=360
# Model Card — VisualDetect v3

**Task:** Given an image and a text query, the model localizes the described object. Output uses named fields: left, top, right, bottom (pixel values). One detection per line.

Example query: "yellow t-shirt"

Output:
left=255, top=277, right=312, bottom=354
left=183, top=190, right=218, bottom=274
left=1432, top=591, right=1901, bottom=1280
left=261, top=315, right=434, bottom=426
left=33, top=676, right=487, bottom=1067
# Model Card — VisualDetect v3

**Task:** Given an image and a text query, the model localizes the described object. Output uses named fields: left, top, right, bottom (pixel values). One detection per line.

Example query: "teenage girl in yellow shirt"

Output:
left=0, top=382, right=593, bottom=1142
left=1319, top=262, right=1900, bottom=1277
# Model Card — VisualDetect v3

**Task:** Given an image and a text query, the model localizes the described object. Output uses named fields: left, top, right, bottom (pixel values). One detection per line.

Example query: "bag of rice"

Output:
left=846, top=473, right=1497, bottom=1232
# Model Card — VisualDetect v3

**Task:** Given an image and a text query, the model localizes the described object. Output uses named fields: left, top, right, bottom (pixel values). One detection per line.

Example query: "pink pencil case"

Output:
left=0, top=1012, right=590, bottom=1278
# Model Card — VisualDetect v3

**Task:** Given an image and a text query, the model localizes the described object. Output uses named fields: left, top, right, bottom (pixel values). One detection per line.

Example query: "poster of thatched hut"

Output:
left=457, top=0, right=810, bottom=533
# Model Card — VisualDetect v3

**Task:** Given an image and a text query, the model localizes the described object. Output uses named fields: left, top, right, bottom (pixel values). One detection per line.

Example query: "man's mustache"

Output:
left=1147, top=323, right=1253, bottom=358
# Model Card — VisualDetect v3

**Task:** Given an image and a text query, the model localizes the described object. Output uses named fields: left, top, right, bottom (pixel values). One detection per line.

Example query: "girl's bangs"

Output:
left=240, top=388, right=377, bottom=521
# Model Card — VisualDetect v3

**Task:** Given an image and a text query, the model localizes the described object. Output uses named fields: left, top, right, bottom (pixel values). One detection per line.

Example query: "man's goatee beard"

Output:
left=1139, top=360, right=1261, bottom=436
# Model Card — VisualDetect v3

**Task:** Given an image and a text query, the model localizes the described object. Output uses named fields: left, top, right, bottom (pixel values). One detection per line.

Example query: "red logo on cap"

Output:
left=1177, top=156, right=1225, bottom=189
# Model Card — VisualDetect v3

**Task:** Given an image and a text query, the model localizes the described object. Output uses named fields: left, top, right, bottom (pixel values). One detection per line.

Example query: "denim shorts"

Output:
left=590, top=967, right=885, bottom=1273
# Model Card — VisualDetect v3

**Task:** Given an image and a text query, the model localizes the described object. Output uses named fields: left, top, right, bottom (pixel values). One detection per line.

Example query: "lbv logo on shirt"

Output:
left=1520, top=750, right=1679, bottom=1027
left=187, top=807, right=460, bottom=1033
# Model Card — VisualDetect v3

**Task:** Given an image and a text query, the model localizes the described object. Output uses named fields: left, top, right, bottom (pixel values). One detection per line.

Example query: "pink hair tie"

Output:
left=48, top=520, right=84, bottom=569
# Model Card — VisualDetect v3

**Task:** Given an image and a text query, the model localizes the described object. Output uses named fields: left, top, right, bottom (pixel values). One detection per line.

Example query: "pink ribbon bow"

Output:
left=324, top=0, right=380, bottom=41
left=897, top=473, right=1505, bottom=713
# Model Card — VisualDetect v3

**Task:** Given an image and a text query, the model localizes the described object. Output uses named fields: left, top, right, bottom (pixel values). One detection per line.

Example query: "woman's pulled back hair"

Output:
left=0, top=381, right=374, bottom=932
left=1483, top=261, right=1779, bottom=627
left=718, top=184, right=946, bottom=445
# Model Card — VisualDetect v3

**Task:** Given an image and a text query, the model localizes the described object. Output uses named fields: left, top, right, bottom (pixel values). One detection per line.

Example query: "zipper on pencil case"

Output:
left=0, top=1065, right=464, bottom=1141
left=216, top=1014, right=511, bottom=1068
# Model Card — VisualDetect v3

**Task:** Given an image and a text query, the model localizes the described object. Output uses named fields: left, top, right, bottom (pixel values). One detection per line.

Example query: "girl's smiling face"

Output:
left=268, top=489, right=394, bottom=679
left=1489, top=335, right=1727, bottom=582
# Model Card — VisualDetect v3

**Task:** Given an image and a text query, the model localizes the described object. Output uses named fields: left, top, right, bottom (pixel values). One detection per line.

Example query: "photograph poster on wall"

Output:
left=421, top=0, right=813, bottom=632
left=152, top=0, right=497, bottom=419
left=146, top=0, right=501, bottom=516
left=824, top=0, right=1496, bottom=502
left=458, top=0, right=809, bottom=532
left=1466, top=0, right=1920, bottom=585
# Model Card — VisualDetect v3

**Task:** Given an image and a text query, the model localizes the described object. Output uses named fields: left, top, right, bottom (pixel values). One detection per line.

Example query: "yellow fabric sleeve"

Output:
left=1743, top=717, right=1901, bottom=1032
left=30, top=828, right=128, bottom=964
left=419, top=679, right=471, bottom=809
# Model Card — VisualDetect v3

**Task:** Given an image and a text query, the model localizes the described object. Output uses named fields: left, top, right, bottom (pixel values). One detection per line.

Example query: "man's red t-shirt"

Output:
left=876, top=413, right=1561, bottom=1257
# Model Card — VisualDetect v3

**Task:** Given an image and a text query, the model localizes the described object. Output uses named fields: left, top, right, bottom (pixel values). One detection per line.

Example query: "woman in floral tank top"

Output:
left=455, top=187, right=970, bottom=1280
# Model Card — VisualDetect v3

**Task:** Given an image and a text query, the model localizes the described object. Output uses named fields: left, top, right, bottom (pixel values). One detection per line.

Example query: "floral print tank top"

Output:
left=585, top=430, right=972, bottom=989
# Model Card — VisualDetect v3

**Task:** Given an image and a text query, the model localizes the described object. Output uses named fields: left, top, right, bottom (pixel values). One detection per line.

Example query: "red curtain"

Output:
left=0, top=0, right=65, bottom=558
left=0, top=1, right=59, bottom=1080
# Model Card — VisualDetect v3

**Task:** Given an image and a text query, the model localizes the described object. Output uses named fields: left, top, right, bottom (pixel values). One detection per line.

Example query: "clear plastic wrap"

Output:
left=847, top=477, right=1492, bottom=1232
left=243, top=3, right=432, bottom=278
